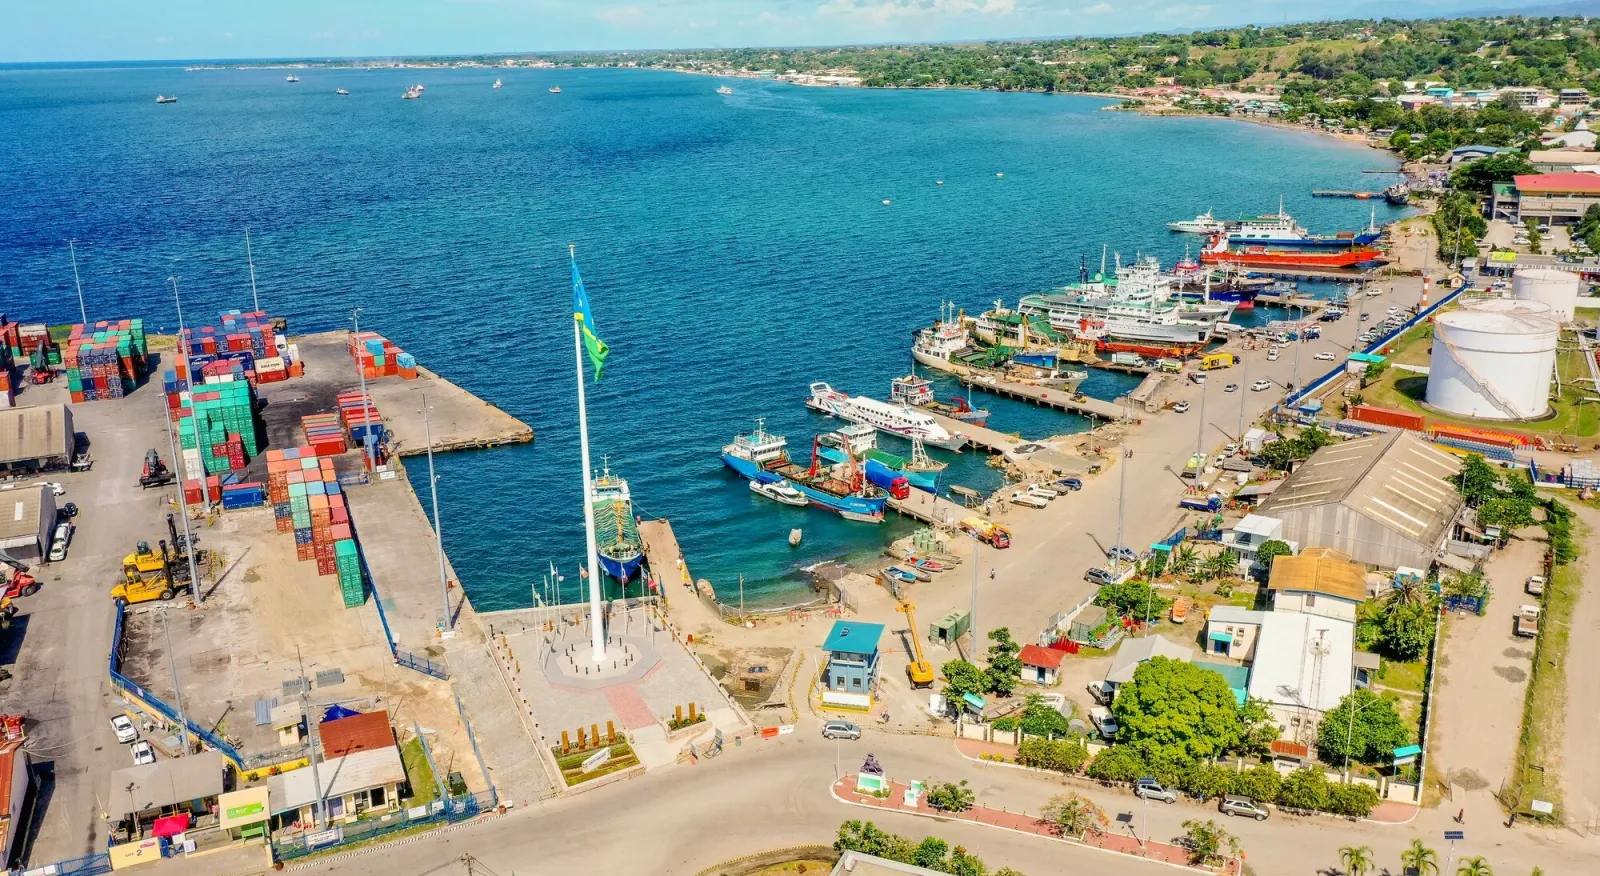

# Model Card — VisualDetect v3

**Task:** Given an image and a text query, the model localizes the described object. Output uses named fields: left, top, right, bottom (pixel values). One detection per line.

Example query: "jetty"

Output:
left=1311, top=190, right=1384, bottom=199
left=1224, top=266, right=1377, bottom=282
left=639, top=518, right=707, bottom=599
left=886, top=489, right=983, bottom=528
left=921, top=409, right=1020, bottom=456
left=958, top=374, right=1129, bottom=422
left=1252, top=291, right=1327, bottom=308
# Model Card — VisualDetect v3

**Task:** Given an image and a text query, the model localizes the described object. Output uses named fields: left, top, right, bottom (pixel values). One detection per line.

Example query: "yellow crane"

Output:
left=898, top=601, right=935, bottom=688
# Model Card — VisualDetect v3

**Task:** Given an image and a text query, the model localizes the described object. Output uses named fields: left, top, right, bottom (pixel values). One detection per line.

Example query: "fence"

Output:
left=272, top=790, right=497, bottom=862
left=346, top=511, right=450, bottom=681
left=1284, top=283, right=1466, bottom=411
left=108, top=602, right=244, bottom=766
left=17, top=853, right=112, bottom=876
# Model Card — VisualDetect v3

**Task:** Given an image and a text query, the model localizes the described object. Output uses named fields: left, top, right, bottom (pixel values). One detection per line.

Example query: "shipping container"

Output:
left=1347, top=404, right=1425, bottom=432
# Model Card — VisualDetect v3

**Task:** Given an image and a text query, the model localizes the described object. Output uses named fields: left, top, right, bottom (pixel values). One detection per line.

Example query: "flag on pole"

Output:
left=571, top=253, right=611, bottom=380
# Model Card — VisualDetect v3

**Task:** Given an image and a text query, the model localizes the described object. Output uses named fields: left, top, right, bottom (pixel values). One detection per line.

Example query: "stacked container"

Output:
left=301, top=413, right=348, bottom=456
left=177, top=311, right=298, bottom=385
left=337, top=391, right=385, bottom=447
left=63, top=319, right=148, bottom=402
left=265, top=449, right=364, bottom=607
left=347, top=332, right=413, bottom=379
left=177, top=378, right=262, bottom=475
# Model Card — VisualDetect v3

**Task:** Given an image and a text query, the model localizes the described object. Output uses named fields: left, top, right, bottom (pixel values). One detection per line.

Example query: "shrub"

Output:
left=1276, top=768, right=1332, bottom=812
left=1041, top=792, right=1109, bottom=837
left=1230, top=764, right=1282, bottom=802
left=1179, top=761, right=1235, bottom=801
left=992, top=717, right=1019, bottom=732
left=925, top=779, right=976, bottom=813
left=1086, top=746, right=1144, bottom=783
left=1017, top=737, right=1090, bottom=774
left=1327, top=782, right=1381, bottom=818
left=1180, top=818, right=1239, bottom=866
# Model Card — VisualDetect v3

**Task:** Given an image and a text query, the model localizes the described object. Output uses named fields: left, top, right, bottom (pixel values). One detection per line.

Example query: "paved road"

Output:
left=189, top=713, right=1592, bottom=876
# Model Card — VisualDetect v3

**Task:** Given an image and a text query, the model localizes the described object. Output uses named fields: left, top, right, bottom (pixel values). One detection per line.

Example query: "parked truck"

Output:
left=1110, top=352, right=1146, bottom=368
left=1514, top=604, right=1540, bottom=638
left=1179, top=493, right=1224, bottom=512
left=960, top=517, right=1012, bottom=549
left=1200, top=353, right=1238, bottom=371
left=1181, top=453, right=1206, bottom=479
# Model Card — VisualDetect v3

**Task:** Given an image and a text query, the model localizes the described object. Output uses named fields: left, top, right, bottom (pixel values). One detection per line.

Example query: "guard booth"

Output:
left=928, top=610, right=970, bottom=648
left=217, top=787, right=270, bottom=843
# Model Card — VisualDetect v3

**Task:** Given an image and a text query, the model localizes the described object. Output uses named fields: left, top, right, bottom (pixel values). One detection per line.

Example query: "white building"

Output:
left=0, top=485, right=56, bottom=562
left=1104, top=635, right=1193, bottom=697
left=1246, top=612, right=1356, bottom=739
left=1221, top=514, right=1295, bottom=570
left=1266, top=547, right=1371, bottom=622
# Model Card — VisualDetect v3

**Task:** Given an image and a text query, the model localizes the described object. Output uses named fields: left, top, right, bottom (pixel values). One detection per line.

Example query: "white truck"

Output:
left=1090, top=705, right=1118, bottom=739
left=1515, top=604, right=1541, bottom=638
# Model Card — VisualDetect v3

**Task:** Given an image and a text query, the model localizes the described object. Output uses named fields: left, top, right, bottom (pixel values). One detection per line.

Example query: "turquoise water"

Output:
left=0, top=66, right=1406, bottom=609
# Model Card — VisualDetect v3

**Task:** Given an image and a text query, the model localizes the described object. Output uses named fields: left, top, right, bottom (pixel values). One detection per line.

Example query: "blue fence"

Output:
left=13, top=853, right=113, bottom=876
left=395, top=650, right=449, bottom=680
left=272, top=790, right=496, bottom=862
left=1284, top=283, right=1467, bottom=411
left=108, top=602, right=244, bottom=765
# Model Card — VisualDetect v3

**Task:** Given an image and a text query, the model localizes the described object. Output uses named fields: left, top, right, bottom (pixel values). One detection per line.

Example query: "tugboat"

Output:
left=403, top=86, right=422, bottom=99
left=817, top=424, right=939, bottom=495
left=721, top=420, right=888, bottom=523
left=590, top=465, right=644, bottom=582
left=889, top=374, right=989, bottom=426
left=1384, top=181, right=1411, bottom=206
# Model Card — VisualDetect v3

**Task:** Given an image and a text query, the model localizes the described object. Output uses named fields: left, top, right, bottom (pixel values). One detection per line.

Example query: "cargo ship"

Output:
left=806, top=382, right=967, bottom=450
left=722, top=421, right=888, bottom=523
left=590, top=467, right=645, bottom=582
left=818, top=423, right=942, bottom=494
left=1200, top=234, right=1382, bottom=269
left=888, top=374, right=989, bottom=426
left=1226, top=201, right=1383, bottom=248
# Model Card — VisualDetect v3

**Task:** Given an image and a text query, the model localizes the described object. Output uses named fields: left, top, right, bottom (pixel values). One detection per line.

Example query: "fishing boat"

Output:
left=888, top=564, right=930, bottom=582
left=493, top=78, right=504, bottom=89
left=881, top=567, right=920, bottom=585
left=549, top=85, right=562, bottom=93
left=717, top=85, right=734, bottom=95
left=335, top=88, right=349, bottom=95
left=403, top=86, right=422, bottom=99
left=1167, top=210, right=1227, bottom=234
left=721, top=420, right=887, bottom=523
left=806, top=382, right=967, bottom=450
left=590, top=466, right=644, bottom=582
left=286, top=75, right=300, bottom=83
left=749, top=478, right=807, bottom=507
left=155, top=95, right=178, bottom=104
left=1200, top=234, right=1382, bottom=269
left=889, top=374, right=989, bottom=426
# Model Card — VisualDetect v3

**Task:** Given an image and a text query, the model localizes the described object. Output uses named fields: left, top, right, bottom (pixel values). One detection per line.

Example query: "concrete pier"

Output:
left=922, top=409, right=1020, bottom=456
left=959, top=373, right=1129, bottom=422
left=886, top=488, right=983, bottom=528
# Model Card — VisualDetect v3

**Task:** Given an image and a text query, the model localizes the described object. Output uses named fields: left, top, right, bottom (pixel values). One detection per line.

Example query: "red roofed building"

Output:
left=318, top=711, right=396, bottom=759
left=1501, top=173, right=1600, bottom=226
left=1018, top=644, right=1066, bottom=686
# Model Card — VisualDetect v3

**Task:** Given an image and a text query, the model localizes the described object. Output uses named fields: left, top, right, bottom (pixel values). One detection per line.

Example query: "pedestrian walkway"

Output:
left=832, top=774, right=1240, bottom=874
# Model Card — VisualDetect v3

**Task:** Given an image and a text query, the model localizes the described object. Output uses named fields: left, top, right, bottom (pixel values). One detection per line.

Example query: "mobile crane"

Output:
left=897, top=601, right=934, bottom=688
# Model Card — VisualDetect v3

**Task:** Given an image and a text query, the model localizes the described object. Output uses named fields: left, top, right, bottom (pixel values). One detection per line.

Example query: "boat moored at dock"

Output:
left=1200, top=233, right=1383, bottom=269
left=806, top=382, right=967, bottom=450
left=749, top=478, right=807, bottom=506
left=1167, top=210, right=1228, bottom=234
left=889, top=374, right=989, bottom=426
left=590, top=466, right=645, bottom=582
left=721, top=420, right=888, bottom=523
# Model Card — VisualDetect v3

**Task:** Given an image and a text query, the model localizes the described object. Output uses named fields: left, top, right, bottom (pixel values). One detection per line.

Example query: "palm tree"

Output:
left=1203, top=550, right=1235, bottom=582
left=1456, top=857, right=1492, bottom=876
left=1339, top=844, right=1374, bottom=876
left=1170, top=544, right=1199, bottom=578
left=1401, top=839, right=1440, bottom=876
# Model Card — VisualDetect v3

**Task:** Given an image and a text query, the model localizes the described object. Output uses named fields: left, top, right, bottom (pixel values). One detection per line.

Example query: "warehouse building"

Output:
left=0, top=485, right=56, bottom=562
left=1255, top=431, right=1463, bottom=570
left=0, top=404, right=75, bottom=474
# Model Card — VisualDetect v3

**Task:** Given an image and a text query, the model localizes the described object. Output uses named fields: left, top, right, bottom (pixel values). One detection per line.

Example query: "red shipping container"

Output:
left=1348, top=404, right=1425, bottom=432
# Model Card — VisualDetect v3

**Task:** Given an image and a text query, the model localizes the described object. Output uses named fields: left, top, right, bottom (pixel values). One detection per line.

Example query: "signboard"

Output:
left=777, top=725, right=795, bottom=735
left=225, top=800, right=264, bottom=821
left=1530, top=799, right=1554, bottom=814
left=581, top=747, right=612, bottom=773
left=1487, top=251, right=1518, bottom=264
left=306, top=827, right=344, bottom=849
left=108, top=838, right=161, bottom=870
left=1443, top=830, right=1464, bottom=841
left=408, top=805, right=431, bottom=820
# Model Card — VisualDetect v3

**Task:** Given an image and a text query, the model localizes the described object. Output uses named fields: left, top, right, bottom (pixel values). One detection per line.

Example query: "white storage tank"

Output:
left=1512, top=267, right=1581, bottom=322
left=1426, top=299, right=1558, bottom=420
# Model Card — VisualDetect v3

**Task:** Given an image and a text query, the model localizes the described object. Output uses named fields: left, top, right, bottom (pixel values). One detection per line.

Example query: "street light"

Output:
left=167, top=276, right=188, bottom=356
left=350, top=309, right=377, bottom=473
left=421, top=394, right=451, bottom=632
left=67, top=239, right=88, bottom=325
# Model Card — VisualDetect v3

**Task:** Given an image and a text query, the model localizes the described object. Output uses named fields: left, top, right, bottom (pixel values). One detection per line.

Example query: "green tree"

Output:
left=1017, top=694, right=1073, bottom=739
left=1040, top=792, right=1109, bottom=836
left=835, top=821, right=917, bottom=861
left=942, top=660, right=986, bottom=698
left=1456, top=856, right=1493, bottom=876
left=1179, top=760, right=1235, bottom=800
left=944, top=846, right=987, bottom=876
left=1093, top=578, right=1171, bottom=619
left=1340, top=844, right=1375, bottom=876
left=1277, top=767, right=1333, bottom=812
left=1017, top=737, right=1089, bottom=773
left=1111, top=656, right=1248, bottom=760
left=1238, top=696, right=1281, bottom=755
left=1180, top=818, right=1239, bottom=866
left=984, top=628, right=1022, bottom=696
left=1329, top=782, right=1382, bottom=817
left=912, top=837, right=950, bottom=870
left=1231, top=764, right=1283, bottom=802
left=1086, top=745, right=1145, bottom=783
left=1381, top=600, right=1437, bottom=661
left=1170, top=544, right=1200, bottom=579
left=1449, top=151, right=1535, bottom=193
left=926, top=779, right=976, bottom=813
left=1317, top=690, right=1413, bottom=765
left=1202, top=549, right=1235, bottom=582
left=1402, top=839, right=1441, bottom=876
left=1458, top=454, right=1504, bottom=506
left=1256, top=539, right=1293, bottom=571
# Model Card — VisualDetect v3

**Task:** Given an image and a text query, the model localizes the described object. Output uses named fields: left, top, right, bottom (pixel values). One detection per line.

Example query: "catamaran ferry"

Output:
left=806, top=382, right=967, bottom=450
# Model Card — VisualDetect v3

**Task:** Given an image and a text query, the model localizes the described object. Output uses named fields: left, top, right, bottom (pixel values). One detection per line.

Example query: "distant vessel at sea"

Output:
left=590, top=466, right=644, bottom=582
left=286, top=75, right=300, bottom=83
left=721, top=420, right=887, bottom=523
left=335, top=88, right=349, bottom=96
left=493, top=79, right=503, bottom=89
left=549, top=85, right=562, bottom=93
left=1168, top=210, right=1227, bottom=234
left=403, top=86, right=422, bottom=100
left=717, top=85, right=734, bottom=95
left=155, top=95, right=177, bottom=104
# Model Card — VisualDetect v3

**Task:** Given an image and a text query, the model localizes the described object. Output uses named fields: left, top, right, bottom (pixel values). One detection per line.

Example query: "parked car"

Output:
left=57, top=502, right=79, bottom=520
left=46, top=522, right=71, bottom=562
left=1089, top=706, right=1118, bottom=739
left=1224, top=383, right=1239, bottom=393
left=822, top=721, right=861, bottom=740
left=1266, top=349, right=1280, bottom=361
left=1219, top=795, right=1270, bottom=820
left=1314, top=352, right=1336, bottom=361
left=1134, top=778, right=1178, bottom=804
left=1083, top=567, right=1120, bottom=587
left=1360, top=312, right=1371, bottom=321
left=1106, top=545, right=1138, bottom=564
left=1223, top=443, right=1238, bottom=456
left=1055, top=477, right=1083, bottom=491
left=110, top=715, right=138, bottom=744
left=1190, top=372, right=1207, bottom=384
left=37, top=482, right=65, bottom=497
left=1172, top=401, right=1190, bottom=413
left=130, top=740, right=156, bottom=766
left=1086, top=680, right=1114, bottom=705
left=1251, top=379, right=1272, bottom=392
left=1526, top=575, right=1546, bottom=596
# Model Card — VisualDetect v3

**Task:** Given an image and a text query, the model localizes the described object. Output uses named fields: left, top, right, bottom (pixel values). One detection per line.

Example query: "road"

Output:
left=146, top=712, right=1593, bottom=876
left=0, top=377, right=174, bottom=863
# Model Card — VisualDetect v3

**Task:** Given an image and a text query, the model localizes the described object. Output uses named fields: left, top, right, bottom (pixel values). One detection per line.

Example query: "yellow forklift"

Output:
left=111, top=514, right=196, bottom=604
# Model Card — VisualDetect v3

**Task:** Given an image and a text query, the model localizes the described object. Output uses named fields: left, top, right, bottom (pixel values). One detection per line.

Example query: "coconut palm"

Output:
left=1339, top=844, right=1374, bottom=876
left=1401, top=839, right=1440, bottom=876
left=1170, top=544, right=1199, bottom=578
left=1203, top=549, right=1235, bottom=582
left=1456, top=857, right=1492, bottom=876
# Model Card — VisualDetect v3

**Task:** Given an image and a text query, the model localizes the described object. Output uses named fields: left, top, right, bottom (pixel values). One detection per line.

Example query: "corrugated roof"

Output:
left=0, top=486, right=47, bottom=544
left=268, top=747, right=406, bottom=814
left=1107, top=636, right=1193, bottom=684
left=1268, top=547, right=1369, bottom=602
left=1514, top=173, right=1600, bottom=194
left=319, top=712, right=394, bottom=759
left=1019, top=644, right=1065, bottom=670
left=0, top=405, right=73, bottom=464
left=0, top=740, right=24, bottom=818
left=822, top=621, right=883, bottom=654
left=108, top=750, right=227, bottom=816
left=1256, top=431, right=1463, bottom=550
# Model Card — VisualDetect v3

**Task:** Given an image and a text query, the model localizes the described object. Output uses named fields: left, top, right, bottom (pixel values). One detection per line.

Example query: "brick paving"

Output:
left=833, top=774, right=1240, bottom=874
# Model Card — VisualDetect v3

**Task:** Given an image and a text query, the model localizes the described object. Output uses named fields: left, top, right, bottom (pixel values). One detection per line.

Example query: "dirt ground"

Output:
left=1561, top=504, right=1600, bottom=827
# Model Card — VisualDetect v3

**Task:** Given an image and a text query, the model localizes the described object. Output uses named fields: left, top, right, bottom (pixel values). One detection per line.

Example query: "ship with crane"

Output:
left=721, top=420, right=890, bottom=523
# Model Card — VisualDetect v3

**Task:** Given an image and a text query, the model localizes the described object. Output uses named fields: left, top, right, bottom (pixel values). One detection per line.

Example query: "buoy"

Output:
left=882, top=199, right=891, bottom=205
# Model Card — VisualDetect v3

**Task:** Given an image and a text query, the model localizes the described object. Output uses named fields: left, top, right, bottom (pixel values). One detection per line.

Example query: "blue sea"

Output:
left=0, top=65, right=1406, bottom=609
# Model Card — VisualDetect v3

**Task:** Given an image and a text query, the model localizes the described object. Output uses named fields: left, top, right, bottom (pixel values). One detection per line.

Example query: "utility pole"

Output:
left=1194, top=374, right=1207, bottom=457
left=67, top=239, right=88, bottom=325
left=161, top=609, right=189, bottom=757
left=968, top=532, right=981, bottom=658
left=164, top=400, right=203, bottom=606
left=1114, top=446, right=1132, bottom=575
left=244, top=226, right=261, bottom=313
left=1238, top=357, right=1249, bottom=439
left=351, top=309, right=377, bottom=473
left=421, top=394, right=450, bottom=631
left=297, top=646, right=327, bottom=830
left=168, top=276, right=188, bottom=351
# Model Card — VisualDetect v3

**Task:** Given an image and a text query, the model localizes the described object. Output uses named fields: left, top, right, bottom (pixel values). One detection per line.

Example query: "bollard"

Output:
left=689, top=702, right=697, bottom=721
left=607, top=720, right=616, bottom=743
left=591, top=723, right=600, bottom=746
left=561, top=730, right=571, bottom=753
left=675, top=705, right=683, bottom=724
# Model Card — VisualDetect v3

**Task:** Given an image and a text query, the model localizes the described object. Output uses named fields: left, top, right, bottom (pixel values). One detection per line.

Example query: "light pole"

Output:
left=1113, top=446, right=1132, bottom=576
left=1194, top=372, right=1208, bottom=457
left=67, top=239, right=88, bottom=325
left=350, top=309, right=377, bottom=473
left=164, top=412, right=203, bottom=606
left=168, top=276, right=188, bottom=355
left=161, top=609, right=189, bottom=757
left=421, top=394, right=451, bottom=632
left=243, top=226, right=261, bottom=313
left=1237, top=357, right=1249, bottom=439
left=297, top=646, right=327, bottom=830
left=968, top=530, right=981, bottom=658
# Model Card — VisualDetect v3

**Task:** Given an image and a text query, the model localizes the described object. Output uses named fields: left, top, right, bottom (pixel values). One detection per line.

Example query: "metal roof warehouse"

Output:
left=0, top=405, right=74, bottom=473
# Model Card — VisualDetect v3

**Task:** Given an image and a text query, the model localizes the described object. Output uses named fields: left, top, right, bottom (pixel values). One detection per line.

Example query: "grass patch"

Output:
left=1377, top=658, right=1427, bottom=695
left=1360, top=345, right=1600, bottom=439
left=554, top=741, right=640, bottom=786
left=399, top=737, right=438, bottom=808
left=1508, top=541, right=1581, bottom=819
left=746, top=862, right=837, bottom=876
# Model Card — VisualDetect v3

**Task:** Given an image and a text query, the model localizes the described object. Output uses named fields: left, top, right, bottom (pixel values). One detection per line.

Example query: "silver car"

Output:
left=1219, top=794, right=1270, bottom=820
left=1134, top=778, right=1178, bottom=804
left=822, top=721, right=861, bottom=740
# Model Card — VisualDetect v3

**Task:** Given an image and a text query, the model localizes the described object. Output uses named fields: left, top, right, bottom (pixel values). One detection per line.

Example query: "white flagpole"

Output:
left=572, top=245, right=607, bottom=662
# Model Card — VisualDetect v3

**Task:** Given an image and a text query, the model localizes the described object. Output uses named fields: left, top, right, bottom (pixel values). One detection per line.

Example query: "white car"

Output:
left=130, top=741, right=156, bottom=766
left=47, top=522, right=71, bottom=562
left=1314, top=352, right=1336, bottom=361
left=110, top=715, right=139, bottom=744
left=1266, top=350, right=1279, bottom=361
left=1251, top=380, right=1272, bottom=392
left=1173, top=401, right=1190, bottom=413
left=37, top=482, right=65, bottom=497
left=1224, top=383, right=1239, bottom=392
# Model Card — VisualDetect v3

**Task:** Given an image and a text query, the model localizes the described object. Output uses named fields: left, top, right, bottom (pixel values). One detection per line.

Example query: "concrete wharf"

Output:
left=886, top=487, right=982, bottom=528
left=1252, top=292, right=1328, bottom=308
left=1312, top=190, right=1384, bottom=199
left=1226, top=266, right=1376, bottom=282
left=958, top=374, right=1128, bottom=422
left=639, top=518, right=705, bottom=599
left=921, top=410, right=1020, bottom=456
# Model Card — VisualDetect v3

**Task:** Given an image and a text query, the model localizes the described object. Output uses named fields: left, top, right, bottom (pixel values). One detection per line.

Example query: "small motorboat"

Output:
left=717, top=85, right=733, bottom=95
left=788, top=528, right=803, bottom=547
left=750, top=479, right=807, bottom=507
left=493, top=79, right=504, bottom=89
left=286, top=75, right=300, bottom=83
left=336, top=88, right=349, bottom=96
left=155, top=95, right=177, bottom=104
left=403, top=86, right=421, bottom=99
left=549, top=85, right=562, bottom=93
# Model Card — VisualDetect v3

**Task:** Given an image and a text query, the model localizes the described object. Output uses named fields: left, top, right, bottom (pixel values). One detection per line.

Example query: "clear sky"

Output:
left=0, top=0, right=1544, bottom=63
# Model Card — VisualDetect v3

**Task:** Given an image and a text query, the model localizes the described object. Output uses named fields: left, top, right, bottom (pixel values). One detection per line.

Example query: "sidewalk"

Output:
left=832, top=774, right=1240, bottom=874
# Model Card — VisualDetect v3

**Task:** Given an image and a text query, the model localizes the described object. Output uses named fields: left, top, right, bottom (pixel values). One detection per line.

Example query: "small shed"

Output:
left=1067, top=605, right=1107, bottom=643
left=821, top=620, right=884, bottom=708
left=1353, top=651, right=1382, bottom=689
left=217, top=786, right=271, bottom=842
left=928, top=609, right=970, bottom=647
left=1018, top=644, right=1065, bottom=686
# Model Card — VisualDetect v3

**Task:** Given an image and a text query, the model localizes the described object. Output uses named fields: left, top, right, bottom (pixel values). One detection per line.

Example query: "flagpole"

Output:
left=572, top=245, right=607, bottom=662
